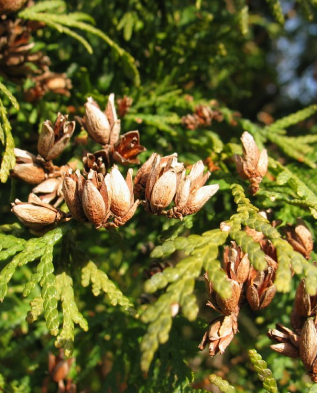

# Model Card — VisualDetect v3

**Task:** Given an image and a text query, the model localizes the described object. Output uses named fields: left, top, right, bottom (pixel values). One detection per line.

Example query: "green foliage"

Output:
left=0, top=82, right=19, bottom=111
left=55, top=272, right=88, bottom=356
left=209, top=374, right=237, bottom=393
left=249, top=349, right=278, bottom=393
left=19, top=1, right=140, bottom=86
left=266, top=0, right=285, bottom=25
left=141, top=228, right=230, bottom=371
left=0, top=99, right=15, bottom=183
left=81, top=260, right=132, bottom=309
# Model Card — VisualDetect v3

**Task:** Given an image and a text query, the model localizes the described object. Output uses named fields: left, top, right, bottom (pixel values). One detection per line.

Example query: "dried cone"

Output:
left=32, top=177, right=64, bottom=206
left=10, top=148, right=46, bottom=185
left=77, top=95, right=145, bottom=165
left=25, top=71, right=72, bottom=102
left=0, top=0, right=27, bottom=13
left=233, top=132, right=268, bottom=195
left=107, top=166, right=139, bottom=228
left=268, top=323, right=300, bottom=358
left=81, top=170, right=111, bottom=228
left=77, top=95, right=120, bottom=146
left=294, top=279, right=317, bottom=318
left=135, top=153, right=184, bottom=215
left=284, top=218, right=313, bottom=259
left=246, top=256, right=277, bottom=310
left=112, top=130, right=146, bottom=165
left=83, top=150, right=110, bottom=176
left=38, top=113, right=75, bottom=161
left=62, top=170, right=87, bottom=223
left=182, top=104, right=223, bottom=130
left=11, top=193, right=65, bottom=230
left=167, top=160, right=219, bottom=219
left=300, top=319, right=317, bottom=381
left=199, top=314, right=238, bottom=356
left=223, top=242, right=250, bottom=285
left=205, top=273, right=241, bottom=316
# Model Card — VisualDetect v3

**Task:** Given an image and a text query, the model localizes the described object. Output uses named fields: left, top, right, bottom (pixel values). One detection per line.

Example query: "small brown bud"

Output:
left=48, top=350, right=74, bottom=383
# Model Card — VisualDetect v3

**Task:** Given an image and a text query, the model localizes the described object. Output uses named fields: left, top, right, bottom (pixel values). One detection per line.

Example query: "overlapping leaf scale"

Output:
left=209, top=374, right=236, bottom=393
left=40, top=245, right=59, bottom=335
left=55, top=272, right=88, bottom=356
left=141, top=228, right=230, bottom=372
left=81, top=261, right=132, bottom=309
left=249, top=349, right=278, bottom=393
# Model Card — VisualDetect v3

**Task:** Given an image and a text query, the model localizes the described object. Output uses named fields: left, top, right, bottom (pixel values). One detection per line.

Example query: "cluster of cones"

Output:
left=0, top=9, right=72, bottom=101
left=199, top=216, right=314, bottom=379
left=181, top=103, right=224, bottom=130
left=10, top=94, right=220, bottom=232
left=267, top=219, right=317, bottom=382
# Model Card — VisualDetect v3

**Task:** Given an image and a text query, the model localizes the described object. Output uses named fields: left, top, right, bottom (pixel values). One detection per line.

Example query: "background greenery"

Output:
left=1, top=0, right=317, bottom=392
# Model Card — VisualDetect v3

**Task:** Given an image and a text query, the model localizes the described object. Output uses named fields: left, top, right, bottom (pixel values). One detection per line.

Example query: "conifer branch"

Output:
left=249, top=349, right=279, bottom=393
left=81, top=261, right=132, bottom=309
left=0, top=82, right=19, bottom=110
left=19, top=3, right=140, bottom=86
left=266, top=0, right=285, bottom=25
left=26, top=297, right=44, bottom=323
left=0, top=99, right=15, bottom=183
left=267, top=158, right=317, bottom=218
left=266, top=105, right=317, bottom=132
left=209, top=374, right=237, bottom=393
left=40, top=244, right=59, bottom=336
left=55, top=272, right=88, bottom=357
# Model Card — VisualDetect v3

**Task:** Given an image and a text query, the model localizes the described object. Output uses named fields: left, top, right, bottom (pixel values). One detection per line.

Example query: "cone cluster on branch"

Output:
left=0, top=13, right=72, bottom=100
left=182, top=104, right=224, bottom=130
left=200, top=217, right=313, bottom=358
left=199, top=240, right=277, bottom=356
left=266, top=220, right=317, bottom=381
left=268, top=278, right=317, bottom=382
left=10, top=94, right=219, bottom=231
